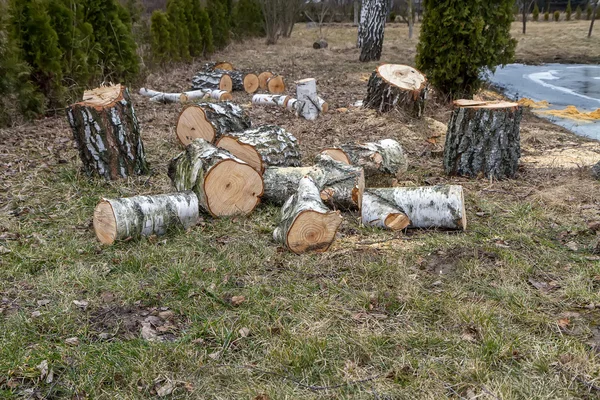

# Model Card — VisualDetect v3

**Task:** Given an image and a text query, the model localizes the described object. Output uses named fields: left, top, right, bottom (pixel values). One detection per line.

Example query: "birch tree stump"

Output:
left=93, top=191, right=199, bottom=245
left=361, top=191, right=410, bottom=231
left=444, top=100, right=523, bottom=179
left=176, top=102, right=251, bottom=145
left=296, top=78, right=319, bottom=120
left=66, top=84, right=148, bottom=180
left=273, top=176, right=343, bottom=254
left=366, top=186, right=466, bottom=230
left=258, top=72, right=274, bottom=90
left=364, top=64, right=428, bottom=117
left=358, top=0, right=387, bottom=62
left=267, top=75, right=286, bottom=94
left=215, top=125, right=302, bottom=173
left=321, top=138, right=407, bottom=177
left=191, top=71, right=233, bottom=92
left=168, top=139, right=263, bottom=217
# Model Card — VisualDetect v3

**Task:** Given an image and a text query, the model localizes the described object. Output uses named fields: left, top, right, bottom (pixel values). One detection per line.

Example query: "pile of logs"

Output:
left=251, top=78, right=328, bottom=120
left=191, top=62, right=284, bottom=95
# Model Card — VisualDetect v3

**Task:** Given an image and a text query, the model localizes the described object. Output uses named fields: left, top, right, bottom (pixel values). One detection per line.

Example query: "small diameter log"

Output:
left=444, top=100, right=523, bottom=179
left=258, top=72, right=274, bottom=90
left=191, top=71, right=233, bottom=92
left=317, top=97, right=329, bottom=113
left=364, top=64, right=428, bottom=117
left=366, top=185, right=466, bottom=230
left=204, top=61, right=234, bottom=71
left=93, top=191, right=199, bottom=245
left=361, top=191, right=410, bottom=231
left=176, top=102, right=251, bottom=146
left=313, top=39, right=328, bottom=49
left=168, top=139, right=263, bottom=217
left=273, top=176, right=343, bottom=254
left=67, top=84, right=148, bottom=180
left=215, top=70, right=259, bottom=93
left=215, top=125, right=301, bottom=173
left=252, top=94, right=290, bottom=108
left=296, top=78, right=320, bottom=120
left=139, top=88, right=232, bottom=103
left=321, top=138, right=407, bottom=177
left=267, top=75, right=286, bottom=94
left=243, top=73, right=260, bottom=93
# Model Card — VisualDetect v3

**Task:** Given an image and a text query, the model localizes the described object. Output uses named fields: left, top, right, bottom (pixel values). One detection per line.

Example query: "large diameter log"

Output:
left=444, top=100, right=523, bottom=179
left=361, top=191, right=410, bottom=231
left=176, top=102, right=251, bottom=146
left=215, top=125, right=301, bottom=173
left=267, top=75, right=285, bottom=94
left=273, top=176, right=343, bottom=254
left=66, top=84, right=148, bottom=180
left=364, top=64, right=428, bottom=117
left=191, top=71, right=233, bottom=92
left=358, top=0, right=387, bottom=62
left=168, top=139, right=263, bottom=217
left=296, top=78, right=319, bottom=120
left=204, top=61, right=234, bottom=71
left=321, top=138, right=407, bottom=177
left=93, top=191, right=199, bottom=245
left=258, top=72, right=274, bottom=90
left=366, top=186, right=466, bottom=230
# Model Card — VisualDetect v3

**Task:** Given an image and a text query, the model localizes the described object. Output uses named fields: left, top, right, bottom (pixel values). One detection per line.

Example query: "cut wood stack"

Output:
left=191, top=71, right=233, bottom=92
left=258, top=72, right=274, bottom=90
left=200, top=62, right=260, bottom=94
left=176, top=102, right=251, bottom=145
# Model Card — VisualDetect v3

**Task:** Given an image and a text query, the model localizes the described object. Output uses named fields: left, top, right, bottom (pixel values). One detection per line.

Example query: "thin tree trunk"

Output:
left=408, top=0, right=414, bottom=39
left=590, top=2, right=598, bottom=37
left=354, top=0, right=360, bottom=26
left=523, top=3, right=527, bottom=34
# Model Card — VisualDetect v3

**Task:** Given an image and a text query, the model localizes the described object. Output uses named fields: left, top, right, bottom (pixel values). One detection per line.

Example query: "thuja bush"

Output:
left=554, top=10, right=560, bottom=21
left=150, top=10, right=172, bottom=64
left=233, top=0, right=265, bottom=39
left=544, top=11, right=550, bottom=20
left=208, top=0, right=231, bottom=50
left=566, top=0, right=572, bottom=20
left=416, top=0, right=517, bottom=99
left=533, top=2, right=540, bottom=21
left=575, top=5, right=582, bottom=19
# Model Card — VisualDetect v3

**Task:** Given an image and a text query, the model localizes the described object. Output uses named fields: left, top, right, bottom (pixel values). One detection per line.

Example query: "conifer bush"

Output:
left=196, top=5, right=214, bottom=55
left=587, top=3, right=593, bottom=19
left=233, top=0, right=265, bottom=38
left=575, top=5, right=582, bottom=19
left=416, top=0, right=516, bottom=99
left=533, top=3, right=540, bottom=21
left=566, top=0, right=572, bottom=20
left=166, top=0, right=191, bottom=61
left=207, top=0, right=230, bottom=50
left=544, top=11, right=550, bottom=20
left=554, top=10, right=560, bottom=21
left=150, top=10, right=172, bottom=64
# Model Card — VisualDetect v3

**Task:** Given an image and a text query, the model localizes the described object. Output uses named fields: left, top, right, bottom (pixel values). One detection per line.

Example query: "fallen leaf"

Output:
left=565, top=241, right=579, bottom=251
left=156, top=381, right=175, bottom=397
left=184, top=382, right=194, bottom=392
left=254, top=394, right=270, bottom=400
left=73, top=300, right=89, bottom=309
left=141, top=322, right=162, bottom=342
left=239, top=327, right=250, bottom=337
left=557, top=318, right=570, bottom=328
left=65, top=337, right=80, bottom=346
left=100, top=292, right=114, bottom=303
left=31, top=311, right=41, bottom=318
left=208, top=350, right=221, bottom=360
left=37, top=299, right=50, bottom=306
left=158, top=310, right=174, bottom=320
left=37, top=360, right=48, bottom=379
left=230, top=296, right=246, bottom=306
left=46, top=369, right=54, bottom=384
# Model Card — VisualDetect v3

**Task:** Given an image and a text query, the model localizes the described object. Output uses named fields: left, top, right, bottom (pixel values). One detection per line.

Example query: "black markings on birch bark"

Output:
left=176, top=102, right=251, bottom=145
left=358, top=0, right=387, bottom=62
left=191, top=71, right=233, bottom=92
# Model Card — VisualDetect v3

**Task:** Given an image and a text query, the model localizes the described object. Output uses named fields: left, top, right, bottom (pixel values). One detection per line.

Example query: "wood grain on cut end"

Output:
left=267, top=75, right=285, bottom=94
left=177, top=106, right=215, bottom=145
left=93, top=200, right=117, bottom=245
left=204, top=159, right=263, bottom=216
left=384, top=213, right=410, bottom=231
left=258, top=72, right=274, bottom=90
left=286, top=210, right=342, bottom=254
left=353, top=168, right=365, bottom=212
left=216, top=136, right=263, bottom=173
left=457, top=186, right=467, bottom=230
left=81, top=84, right=123, bottom=107
left=454, top=100, right=519, bottom=109
left=214, top=62, right=234, bottom=70
left=219, top=75, right=233, bottom=92
left=219, top=92, right=233, bottom=101
left=321, top=148, right=351, bottom=164
left=243, top=74, right=259, bottom=93
left=377, top=64, right=426, bottom=91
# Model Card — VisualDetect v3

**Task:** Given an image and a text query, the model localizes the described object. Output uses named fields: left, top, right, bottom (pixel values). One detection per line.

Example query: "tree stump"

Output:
left=361, top=191, right=410, bottom=231
left=358, top=0, right=387, bottom=62
left=321, top=138, right=408, bottom=177
left=168, top=139, right=263, bottom=217
left=273, top=176, right=343, bottom=254
left=67, top=84, right=148, bottom=180
left=365, top=185, right=466, bottom=230
left=93, top=191, right=199, bottom=245
left=191, top=71, right=233, bottom=92
left=176, top=102, right=251, bottom=145
left=215, top=125, right=302, bottom=173
left=258, top=72, right=274, bottom=90
left=267, top=75, right=285, bottom=94
left=313, top=39, right=328, bottom=49
left=444, top=100, right=523, bottom=179
left=364, top=64, right=428, bottom=116
left=296, top=78, right=319, bottom=120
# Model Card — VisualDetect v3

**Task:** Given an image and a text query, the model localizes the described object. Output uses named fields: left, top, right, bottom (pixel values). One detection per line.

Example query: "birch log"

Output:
left=215, top=70, right=260, bottom=93
left=361, top=191, right=410, bottom=231
left=176, top=102, right=251, bottom=145
left=258, top=72, right=274, bottom=90
left=321, top=138, right=407, bottom=177
left=273, top=176, right=343, bottom=254
left=139, top=88, right=232, bottom=103
left=366, top=186, right=466, bottom=230
left=215, top=125, right=302, bottom=173
left=203, top=61, right=234, bottom=71
left=93, top=191, right=199, bottom=245
left=66, top=84, right=148, bottom=180
left=444, top=100, right=522, bottom=179
left=267, top=75, right=286, bottom=94
left=296, top=78, right=319, bottom=120
left=168, top=139, right=263, bottom=217
left=358, top=0, right=387, bottom=62
left=364, top=64, right=428, bottom=117
left=252, top=94, right=290, bottom=108
left=191, top=71, right=233, bottom=92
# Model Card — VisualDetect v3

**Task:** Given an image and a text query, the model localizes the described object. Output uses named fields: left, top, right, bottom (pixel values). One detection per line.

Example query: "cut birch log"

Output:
left=321, top=138, right=407, bottom=177
left=364, top=64, right=428, bottom=117
left=139, top=88, right=232, bottom=103
left=313, top=39, right=328, bottom=49
left=317, top=97, right=329, bottom=113
left=203, top=61, right=234, bottom=71
left=191, top=71, right=233, bottom=92
left=215, top=70, right=259, bottom=93
left=252, top=94, right=290, bottom=108
left=176, top=102, right=251, bottom=145
left=267, top=75, right=286, bottom=94
left=296, top=78, right=319, bottom=120
left=243, top=73, right=260, bottom=93
left=215, top=125, right=302, bottom=173
left=168, top=139, right=263, bottom=217
left=361, top=191, right=410, bottom=231
left=93, top=191, right=199, bottom=245
left=66, top=84, right=148, bottom=180
left=273, top=176, right=343, bottom=254
left=258, top=72, right=274, bottom=90
left=444, top=100, right=523, bottom=179
left=358, top=0, right=387, bottom=62
left=366, top=186, right=466, bottom=230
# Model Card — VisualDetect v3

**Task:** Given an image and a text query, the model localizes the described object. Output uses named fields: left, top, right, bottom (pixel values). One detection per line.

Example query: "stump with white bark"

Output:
left=365, top=186, right=466, bottom=230
left=191, top=71, right=233, bottom=92
left=267, top=75, right=286, bottom=94
left=296, top=78, right=320, bottom=120
left=364, top=64, right=428, bottom=117
left=361, top=191, right=410, bottom=231
left=444, top=100, right=523, bottom=179
left=168, top=139, right=263, bottom=217
left=176, top=102, right=251, bottom=145
left=358, top=0, right=387, bottom=62
left=273, top=176, right=343, bottom=254
left=215, top=125, right=302, bottom=173
left=66, top=84, right=148, bottom=180
left=93, top=191, right=199, bottom=245
left=321, top=139, right=407, bottom=177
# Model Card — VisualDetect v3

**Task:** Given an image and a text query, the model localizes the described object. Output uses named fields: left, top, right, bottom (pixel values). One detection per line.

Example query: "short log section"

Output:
left=365, top=185, right=466, bottom=230
left=364, top=64, right=428, bottom=117
left=168, top=139, right=263, bottom=217
left=215, top=125, right=302, bottom=173
left=67, top=84, right=148, bottom=180
left=93, top=191, right=199, bottom=245
left=361, top=191, right=410, bottom=231
left=258, top=72, right=274, bottom=90
left=444, top=100, right=522, bottom=179
left=321, top=139, right=407, bottom=177
left=313, top=39, right=328, bottom=49
left=296, top=78, right=320, bottom=120
left=204, top=62, right=234, bottom=71
left=176, top=102, right=251, bottom=145
left=273, top=176, right=343, bottom=254
left=191, top=71, right=233, bottom=92
left=267, top=75, right=286, bottom=94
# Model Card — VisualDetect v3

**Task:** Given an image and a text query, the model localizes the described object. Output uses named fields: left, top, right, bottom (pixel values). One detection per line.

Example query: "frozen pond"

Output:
left=489, top=64, right=600, bottom=140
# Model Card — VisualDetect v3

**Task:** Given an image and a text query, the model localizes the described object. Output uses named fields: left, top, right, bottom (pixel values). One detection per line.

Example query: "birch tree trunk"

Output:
left=357, top=0, right=367, bottom=47
left=67, top=84, right=148, bottom=180
left=358, top=0, right=387, bottom=62
left=176, top=102, right=251, bottom=145
left=93, top=191, right=199, bottom=245
left=273, top=176, right=343, bottom=254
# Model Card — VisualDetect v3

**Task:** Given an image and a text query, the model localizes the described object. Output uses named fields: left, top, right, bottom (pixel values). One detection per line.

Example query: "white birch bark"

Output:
left=358, top=0, right=387, bottom=62
left=296, top=78, right=320, bottom=120
left=361, top=191, right=410, bottom=231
